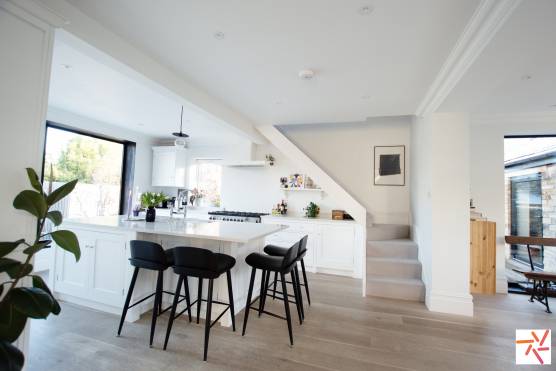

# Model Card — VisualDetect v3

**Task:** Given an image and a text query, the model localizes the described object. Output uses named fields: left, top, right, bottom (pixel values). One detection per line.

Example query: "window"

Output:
left=509, top=173, right=544, bottom=268
left=42, top=123, right=132, bottom=218
left=188, top=160, right=222, bottom=207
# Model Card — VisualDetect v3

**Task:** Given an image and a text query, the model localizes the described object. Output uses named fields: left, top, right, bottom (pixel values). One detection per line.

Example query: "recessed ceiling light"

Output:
left=61, top=63, right=72, bottom=69
left=275, top=100, right=284, bottom=105
left=214, top=31, right=225, bottom=40
left=298, top=69, right=315, bottom=80
left=358, top=5, right=374, bottom=15
left=521, top=74, right=532, bottom=80
left=361, top=95, right=371, bottom=100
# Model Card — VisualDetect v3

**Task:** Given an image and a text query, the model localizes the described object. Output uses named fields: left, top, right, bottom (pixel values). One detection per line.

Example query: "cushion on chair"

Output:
left=214, top=253, right=236, bottom=273
left=263, top=244, right=288, bottom=257
left=245, top=252, right=284, bottom=271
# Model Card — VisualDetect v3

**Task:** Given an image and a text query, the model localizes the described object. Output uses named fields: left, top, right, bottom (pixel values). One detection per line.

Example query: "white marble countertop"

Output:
left=63, top=216, right=285, bottom=243
left=261, top=214, right=356, bottom=224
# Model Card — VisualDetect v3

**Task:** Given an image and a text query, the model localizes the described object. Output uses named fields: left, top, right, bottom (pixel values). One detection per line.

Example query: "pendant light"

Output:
left=173, top=105, right=189, bottom=147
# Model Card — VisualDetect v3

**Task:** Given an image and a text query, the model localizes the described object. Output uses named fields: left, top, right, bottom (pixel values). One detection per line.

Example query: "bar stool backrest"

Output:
left=281, top=241, right=300, bottom=269
left=298, top=235, right=308, bottom=256
left=129, top=240, right=168, bottom=270
left=173, top=246, right=218, bottom=278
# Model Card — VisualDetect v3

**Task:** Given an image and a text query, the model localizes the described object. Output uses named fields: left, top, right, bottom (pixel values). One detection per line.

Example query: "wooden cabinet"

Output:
left=54, top=228, right=128, bottom=306
left=151, top=146, right=188, bottom=187
left=469, top=220, right=496, bottom=294
left=262, top=217, right=357, bottom=276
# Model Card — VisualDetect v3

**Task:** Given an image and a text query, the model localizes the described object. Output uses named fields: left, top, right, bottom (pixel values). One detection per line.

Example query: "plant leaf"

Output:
left=0, top=340, right=25, bottom=371
left=50, top=230, right=80, bottom=262
left=5, top=263, right=33, bottom=279
left=46, top=210, right=63, bottom=226
left=12, top=190, right=47, bottom=218
left=46, top=179, right=77, bottom=207
left=25, top=167, right=43, bottom=194
left=32, top=275, right=61, bottom=315
left=22, top=241, right=50, bottom=256
left=0, top=240, right=24, bottom=258
left=0, top=302, right=27, bottom=343
left=10, top=287, right=54, bottom=319
left=0, top=258, right=20, bottom=274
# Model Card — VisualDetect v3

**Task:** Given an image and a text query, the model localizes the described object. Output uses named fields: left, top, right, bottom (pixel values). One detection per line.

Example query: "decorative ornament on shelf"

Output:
left=280, top=177, right=288, bottom=189
left=272, top=199, right=288, bottom=216
left=265, top=154, right=275, bottom=166
left=304, top=202, right=320, bottom=218
left=289, top=174, right=305, bottom=189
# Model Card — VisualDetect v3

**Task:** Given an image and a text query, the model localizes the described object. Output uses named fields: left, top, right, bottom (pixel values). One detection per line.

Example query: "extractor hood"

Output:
left=222, top=142, right=268, bottom=167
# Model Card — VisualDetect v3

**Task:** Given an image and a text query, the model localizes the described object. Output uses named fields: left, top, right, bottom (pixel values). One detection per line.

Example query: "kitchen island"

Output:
left=51, top=216, right=285, bottom=327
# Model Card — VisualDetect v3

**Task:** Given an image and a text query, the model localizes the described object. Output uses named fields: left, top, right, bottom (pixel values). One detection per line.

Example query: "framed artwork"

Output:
left=289, top=174, right=305, bottom=188
left=374, top=145, right=405, bottom=186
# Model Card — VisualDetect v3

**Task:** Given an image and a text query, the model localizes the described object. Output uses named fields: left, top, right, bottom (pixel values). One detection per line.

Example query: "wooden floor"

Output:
left=27, top=273, right=554, bottom=371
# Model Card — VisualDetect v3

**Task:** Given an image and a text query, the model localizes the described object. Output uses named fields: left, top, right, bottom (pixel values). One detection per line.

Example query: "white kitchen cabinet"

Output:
left=151, top=146, right=188, bottom=187
left=262, top=216, right=357, bottom=277
left=54, top=227, right=128, bottom=307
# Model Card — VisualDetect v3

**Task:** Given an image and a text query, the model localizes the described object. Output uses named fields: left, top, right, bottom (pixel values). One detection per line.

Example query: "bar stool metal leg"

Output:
left=203, top=279, right=214, bottom=361
left=280, top=272, right=294, bottom=346
left=182, top=274, right=192, bottom=322
left=258, top=270, right=267, bottom=317
left=261, top=270, right=271, bottom=313
left=291, top=270, right=303, bottom=324
left=197, top=278, right=203, bottom=324
left=294, top=264, right=305, bottom=320
left=272, top=271, right=278, bottom=299
left=242, top=268, right=256, bottom=336
left=149, top=270, right=164, bottom=347
left=300, top=259, right=311, bottom=306
left=163, top=275, right=183, bottom=350
left=226, top=270, right=236, bottom=331
left=117, top=267, right=139, bottom=336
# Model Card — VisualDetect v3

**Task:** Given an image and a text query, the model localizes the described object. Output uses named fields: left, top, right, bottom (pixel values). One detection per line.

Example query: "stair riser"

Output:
left=367, top=261, right=421, bottom=279
left=367, top=225, right=409, bottom=240
left=366, top=281, right=425, bottom=301
left=367, top=246, right=418, bottom=259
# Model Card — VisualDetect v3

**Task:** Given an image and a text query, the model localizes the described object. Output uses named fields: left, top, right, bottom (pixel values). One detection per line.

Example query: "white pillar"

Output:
left=411, top=113, right=473, bottom=316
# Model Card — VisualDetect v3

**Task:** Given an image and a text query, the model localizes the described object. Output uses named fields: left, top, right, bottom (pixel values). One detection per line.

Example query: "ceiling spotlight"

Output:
left=61, top=63, right=72, bottom=69
left=137, top=123, right=145, bottom=127
left=521, top=74, right=532, bottom=80
left=214, top=31, right=225, bottom=40
left=358, top=5, right=374, bottom=15
left=361, top=95, right=371, bottom=100
left=298, top=69, right=315, bottom=80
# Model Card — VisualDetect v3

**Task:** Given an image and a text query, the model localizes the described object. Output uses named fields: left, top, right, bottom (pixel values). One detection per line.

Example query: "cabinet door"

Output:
left=317, top=225, right=355, bottom=270
left=152, top=149, right=176, bottom=186
left=54, top=230, right=92, bottom=298
left=89, top=234, right=127, bottom=306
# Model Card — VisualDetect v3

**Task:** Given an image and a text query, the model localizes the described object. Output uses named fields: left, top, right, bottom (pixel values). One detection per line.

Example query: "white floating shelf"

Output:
left=223, top=160, right=267, bottom=167
left=281, top=188, right=323, bottom=192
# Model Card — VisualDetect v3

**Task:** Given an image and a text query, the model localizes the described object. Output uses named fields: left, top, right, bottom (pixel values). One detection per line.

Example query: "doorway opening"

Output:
left=504, top=135, right=556, bottom=293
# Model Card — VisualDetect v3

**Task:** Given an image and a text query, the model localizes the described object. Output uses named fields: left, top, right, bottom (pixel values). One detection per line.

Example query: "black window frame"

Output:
left=41, top=121, right=136, bottom=216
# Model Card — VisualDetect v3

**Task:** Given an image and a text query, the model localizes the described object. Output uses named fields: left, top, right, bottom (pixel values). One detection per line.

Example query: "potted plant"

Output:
left=140, top=192, right=167, bottom=222
left=304, top=202, right=320, bottom=218
left=0, top=168, right=80, bottom=371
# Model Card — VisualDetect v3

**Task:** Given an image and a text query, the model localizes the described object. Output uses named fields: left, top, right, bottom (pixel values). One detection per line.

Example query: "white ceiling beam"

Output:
left=415, top=0, right=522, bottom=117
left=37, top=0, right=267, bottom=144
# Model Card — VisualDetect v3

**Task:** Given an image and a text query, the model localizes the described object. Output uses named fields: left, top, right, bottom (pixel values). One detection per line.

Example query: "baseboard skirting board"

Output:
left=425, top=290, right=474, bottom=317
left=496, top=277, right=508, bottom=294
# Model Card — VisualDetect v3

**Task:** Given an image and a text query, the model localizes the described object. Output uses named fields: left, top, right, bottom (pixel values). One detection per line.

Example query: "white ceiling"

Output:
left=66, top=0, right=479, bottom=125
left=49, top=38, right=246, bottom=145
left=439, top=0, right=556, bottom=114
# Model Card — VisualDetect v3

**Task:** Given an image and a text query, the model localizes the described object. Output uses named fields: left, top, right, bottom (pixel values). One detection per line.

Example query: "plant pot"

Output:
left=146, top=206, right=156, bottom=222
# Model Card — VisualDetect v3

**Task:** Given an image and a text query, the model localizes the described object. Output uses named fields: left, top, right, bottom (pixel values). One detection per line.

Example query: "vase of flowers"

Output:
left=140, top=192, right=167, bottom=222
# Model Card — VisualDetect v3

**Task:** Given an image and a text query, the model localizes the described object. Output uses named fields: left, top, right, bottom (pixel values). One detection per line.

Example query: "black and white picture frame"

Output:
left=374, top=145, right=405, bottom=186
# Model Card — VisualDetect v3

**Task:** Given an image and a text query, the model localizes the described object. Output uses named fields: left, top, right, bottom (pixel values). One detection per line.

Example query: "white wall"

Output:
left=185, top=141, right=347, bottom=216
left=47, top=107, right=158, bottom=192
left=411, top=113, right=473, bottom=316
left=469, top=114, right=556, bottom=293
left=0, top=0, right=59, bottom=356
left=279, top=117, right=411, bottom=224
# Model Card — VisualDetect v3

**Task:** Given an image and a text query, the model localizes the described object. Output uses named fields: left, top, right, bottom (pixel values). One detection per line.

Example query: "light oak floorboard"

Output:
left=27, top=273, right=555, bottom=371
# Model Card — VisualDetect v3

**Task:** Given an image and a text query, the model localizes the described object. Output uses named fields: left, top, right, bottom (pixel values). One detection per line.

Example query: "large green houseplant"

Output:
left=0, top=168, right=80, bottom=371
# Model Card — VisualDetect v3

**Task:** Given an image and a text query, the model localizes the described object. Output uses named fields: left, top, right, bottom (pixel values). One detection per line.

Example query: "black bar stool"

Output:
left=242, top=241, right=300, bottom=345
left=266, top=235, right=311, bottom=307
left=163, top=246, right=236, bottom=361
left=117, top=240, right=191, bottom=347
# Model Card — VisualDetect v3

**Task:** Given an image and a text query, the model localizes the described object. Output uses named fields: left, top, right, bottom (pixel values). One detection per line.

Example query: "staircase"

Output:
left=366, top=224, right=425, bottom=301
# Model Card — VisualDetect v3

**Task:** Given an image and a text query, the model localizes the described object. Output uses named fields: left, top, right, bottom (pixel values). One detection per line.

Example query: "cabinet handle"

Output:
left=85, top=244, right=94, bottom=249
